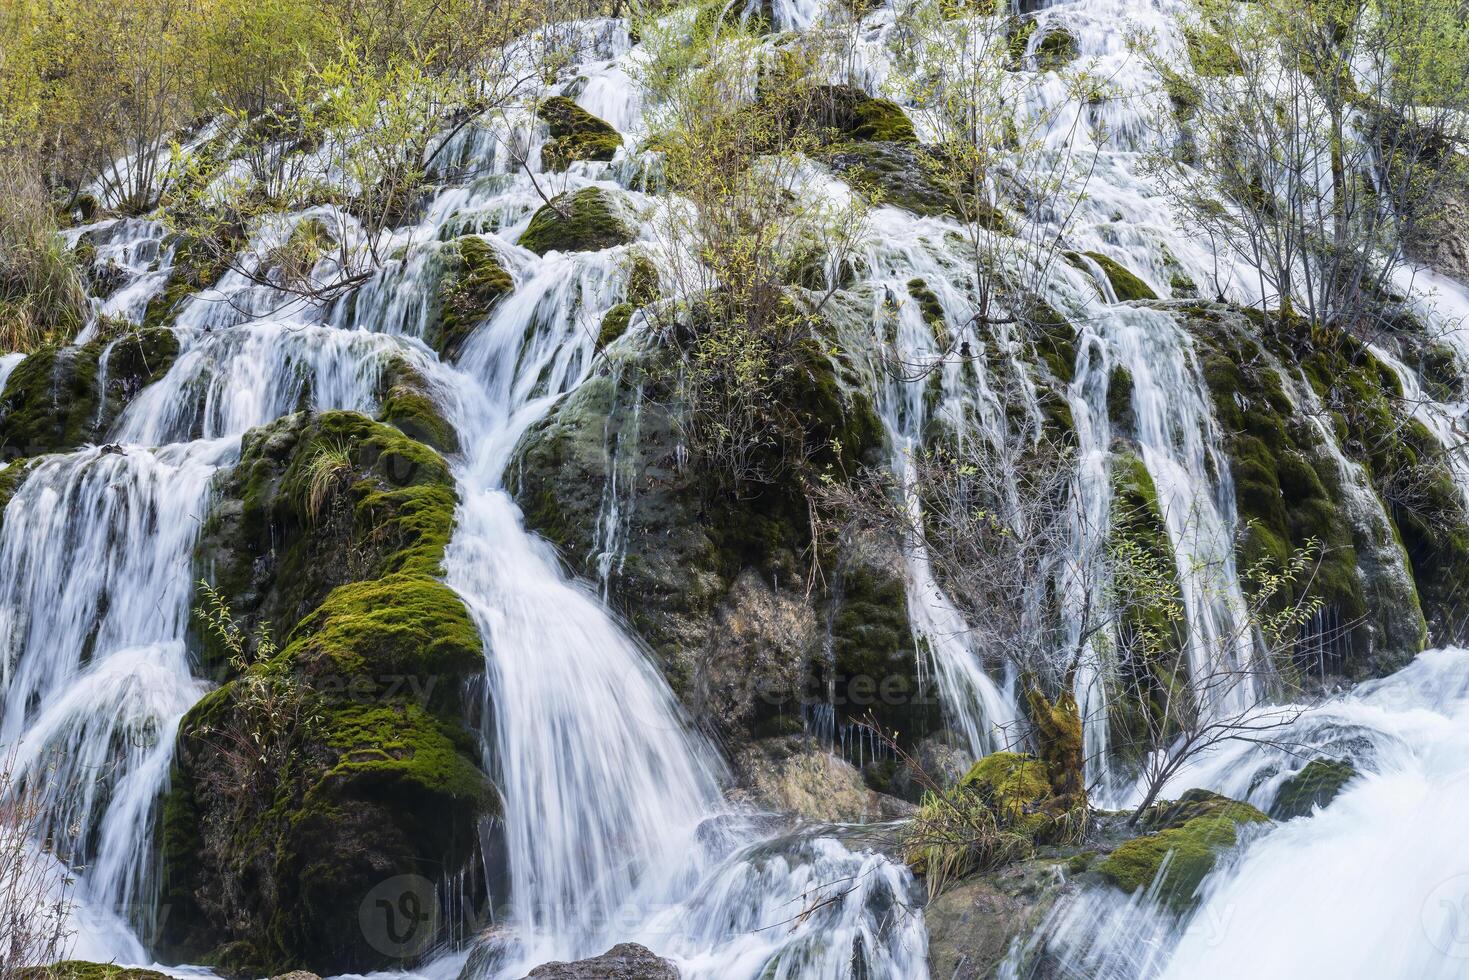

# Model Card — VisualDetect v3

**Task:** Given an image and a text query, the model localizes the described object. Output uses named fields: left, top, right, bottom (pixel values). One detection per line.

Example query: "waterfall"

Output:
left=2, top=0, right=1465, bottom=976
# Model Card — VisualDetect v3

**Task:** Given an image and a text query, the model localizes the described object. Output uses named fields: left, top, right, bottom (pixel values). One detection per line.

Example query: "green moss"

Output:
left=598, top=303, right=635, bottom=348
left=906, top=277, right=948, bottom=345
left=805, top=85, right=918, bottom=145
left=1184, top=26, right=1242, bottom=77
left=284, top=573, right=483, bottom=682
left=1108, top=452, right=1193, bottom=760
left=191, top=410, right=458, bottom=672
left=167, top=410, right=492, bottom=973
left=1184, top=310, right=1403, bottom=669
left=143, top=232, right=237, bottom=329
left=519, top=188, right=636, bottom=256
left=16, top=963, right=173, bottom=980
left=1107, top=365, right=1135, bottom=431
left=1097, top=790, right=1268, bottom=910
left=1036, top=26, right=1079, bottom=71
left=821, top=142, right=1013, bottom=230
left=1021, top=298, right=1077, bottom=385
left=1270, top=758, right=1356, bottom=819
left=378, top=356, right=458, bottom=454
left=1071, top=251, right=1158, bottom=302
left=0, top=329, right=178, bottom=459
left=1006, top=17, right=1039, bottom=69
left=828, top=558, right=935, bottom=739
left=959, top=752, right=1056, bottom=837
left=435, top=235, right=514, bottom=357
left=538, top=96, right=624, bottom=171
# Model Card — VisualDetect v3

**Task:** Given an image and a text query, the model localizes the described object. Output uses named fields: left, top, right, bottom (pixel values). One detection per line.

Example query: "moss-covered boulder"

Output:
left=143, top=231, right=239, bottom=329
left=1106, top=452, right=1192, bottom=762
left=1096, top=789, right=1268, bottom=911
left=1035, top=25, right=1079, bottom=71
left=805, top=85, right=918, bottom=144
left=510, top=335, right=926, bottom=743
left=518, top=188, right=637, bottom=256
left=1070, top=251, right=1158, bottom=302
left=1270, top=757, right=1356, bottom=819
left=538, top=96, right=623, bottom=171
left=377, top=355, right=459, bottom=454
left=190, top=410, right=459, bottom=675
left=429, top=235, right=514, bottom=358
left=166, top=410, right=493, bottom=975
left=820, top=142, right=1013, bottom=231
left=0, top=328, right=179, bottom=459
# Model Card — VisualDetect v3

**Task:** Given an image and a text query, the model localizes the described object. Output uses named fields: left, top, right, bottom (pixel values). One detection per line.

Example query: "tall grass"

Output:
left=0, top=153, right=89, bottom=353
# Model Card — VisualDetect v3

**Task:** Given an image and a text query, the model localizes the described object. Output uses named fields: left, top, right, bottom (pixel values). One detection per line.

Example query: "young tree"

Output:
left=633, top=6, right=873, bottom=495
left=1138, top=0, right=1469, bottom=339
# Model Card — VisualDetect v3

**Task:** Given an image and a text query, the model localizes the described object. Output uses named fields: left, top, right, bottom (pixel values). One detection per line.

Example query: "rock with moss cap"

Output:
left=16, top=964, right=173, bottom=980
left=165, top=410, right=494, bottom=975
left=1180, top=302, right=1433, bottom=675
left=538, top=96, right=623, bottom=171
left=519, top=188, right=637, bottom=257
left=805, top=85, right=918, bottom=144
left=1069, top=251, right=1158, bottom=302
left=431, top=235, right=514, bottom=358
left=189, top=410, right=461, bottom=674
left=821, top=142, right=1014, bottom=231
left=377, top=354, right=459, bottom=454
left=0, top=328, right=179, bottom=459
left=1270, top=758, right=1356, bottom=819
left=1096, top=789, right=1269, bottom=911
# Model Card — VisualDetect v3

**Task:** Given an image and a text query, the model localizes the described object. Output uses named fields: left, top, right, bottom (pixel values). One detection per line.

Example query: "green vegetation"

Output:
left=1097, top=790, right=1268, bottom=910
left=1071, top=251, right=1158, bottom=302
left=167, top=410, right=491, bottom=973
left=904, top=751, right=1086, bottom=894
left=1271, top=758, right=1357, bottom=819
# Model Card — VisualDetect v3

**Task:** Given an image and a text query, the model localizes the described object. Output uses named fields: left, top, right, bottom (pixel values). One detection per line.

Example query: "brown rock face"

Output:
left=520, top=943, right=680, bottom=979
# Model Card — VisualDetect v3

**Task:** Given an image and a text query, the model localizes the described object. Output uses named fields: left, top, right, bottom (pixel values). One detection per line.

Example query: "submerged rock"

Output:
left=519, top=943, right=679, bottom=979
left=1270, top=758, right=1357, bottom=819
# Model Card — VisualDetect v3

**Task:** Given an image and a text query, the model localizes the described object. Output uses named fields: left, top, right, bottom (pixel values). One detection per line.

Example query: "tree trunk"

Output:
left=1024, top=684, right=1086, bottom=810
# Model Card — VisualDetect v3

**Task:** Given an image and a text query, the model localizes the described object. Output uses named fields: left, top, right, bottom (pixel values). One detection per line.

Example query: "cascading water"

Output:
left=4, top=0, right=1467, bottom=976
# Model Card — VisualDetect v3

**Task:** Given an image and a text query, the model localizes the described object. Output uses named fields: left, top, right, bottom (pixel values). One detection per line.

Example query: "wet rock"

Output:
left=924, top=858, right=1071, bottom=980
left=1405, top=179, right=1469, bottom=283
left=520, top=943, right=679, bottom=979
left=538, top=96, right=623, bottom=171
left=730, top=735, right=915, bottom=823
left=166, top=410, right=495, bottom=975
left=0, top=328, right=179, bottom=459
left=431, top=235, right=514, bottom=358
left=1177, top=300, right=1455, bottom=670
